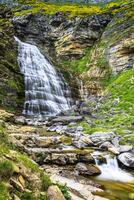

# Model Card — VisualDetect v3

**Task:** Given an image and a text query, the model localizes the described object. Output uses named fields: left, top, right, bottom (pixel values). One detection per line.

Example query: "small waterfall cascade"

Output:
left=92, top=151, right=134, bottom=182
left=15, top=37, right=73, bottom=117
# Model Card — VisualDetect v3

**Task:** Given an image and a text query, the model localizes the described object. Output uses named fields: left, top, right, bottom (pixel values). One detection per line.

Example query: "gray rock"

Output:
left=75, top=163, right=101, bottom=176
left=118, top=145, right=133, bottom=153
left=118, top=152, right=134, bottom=168
left=15, top=116, right=26, bottom=125
left=90, top=131, right=116, bottom=144
left=52, top=116, right=83, bottom=124
left=73, top=135, right=94, bottom=149
left=99, top=141, right=113, bottom=149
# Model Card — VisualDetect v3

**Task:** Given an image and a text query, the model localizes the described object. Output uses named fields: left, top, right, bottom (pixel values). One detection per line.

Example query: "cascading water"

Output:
left=15, top=37, right=73, bottom=117
left=92, top=151, right=134, bottom=182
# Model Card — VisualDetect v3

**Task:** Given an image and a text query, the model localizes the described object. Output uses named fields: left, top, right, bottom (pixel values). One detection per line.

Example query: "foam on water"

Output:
left=92, top=151, right=134, bottom=182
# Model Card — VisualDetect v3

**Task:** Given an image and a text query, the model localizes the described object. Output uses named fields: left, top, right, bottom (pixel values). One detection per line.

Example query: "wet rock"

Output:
left=78, top=154, right=95, bottom=164
left=47, top=185, right=66, bottom=200
left=90, top=131, right=116, bottom=144
left=51, top=116, right=83, bottom=124
left=118, top=152, right=134, bottom=168
left=75, top=163, right=101, bottom=176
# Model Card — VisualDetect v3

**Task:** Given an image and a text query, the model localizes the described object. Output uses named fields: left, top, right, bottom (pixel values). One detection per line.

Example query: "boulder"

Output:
left=51, top=116, right=83, bottom=124
left=118, top=145, right=133, bottom=153
left=73, top=135, right=94, bottom=148
left=118, top=152, right=134, bottom=168
left=47, top=185, right=66, bottom=200
left=35, top=138, right=54, bottom=148
left=75, top=163, right=101, bottom=176
left=90, top=131, right=116, bottom=144
left=15, top=116, right=26, bottom=125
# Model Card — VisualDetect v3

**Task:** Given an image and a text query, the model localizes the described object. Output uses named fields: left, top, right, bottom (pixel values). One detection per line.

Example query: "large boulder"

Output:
left=118, top=152, right=134, bottom=169
left=51, top=116, right=83, bottom=124
left=75, top=163, right=101, bottom=176
left=47, top=185, right=66, bottom=200
left=90, top=131, right=116, bottom=144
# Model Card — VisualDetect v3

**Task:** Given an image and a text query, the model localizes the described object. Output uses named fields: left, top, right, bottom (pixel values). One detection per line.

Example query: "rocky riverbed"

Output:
left=5, top=103, right=134, bottom=200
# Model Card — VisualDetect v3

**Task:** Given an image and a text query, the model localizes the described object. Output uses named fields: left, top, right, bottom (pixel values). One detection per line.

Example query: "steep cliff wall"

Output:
left=0, top=0, right=133, bottom=112
left=0, top=6, right=24, bottom=111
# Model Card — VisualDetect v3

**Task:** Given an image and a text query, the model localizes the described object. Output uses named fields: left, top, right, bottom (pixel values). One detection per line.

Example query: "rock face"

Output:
left=118, top=152, right=134, bottom=169
left=13, top=13, right=111, bottom=61
left=0, top=6, right=24, bottom=110
left=82, top=3, right=134, bottom=94
left=12, top=12, right=111, bottom=98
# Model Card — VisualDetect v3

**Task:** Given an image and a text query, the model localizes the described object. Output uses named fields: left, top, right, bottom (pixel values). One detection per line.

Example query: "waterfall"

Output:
left=92, top=151, right=134, bottom=182
left=15, top=37, right=73, bottom=117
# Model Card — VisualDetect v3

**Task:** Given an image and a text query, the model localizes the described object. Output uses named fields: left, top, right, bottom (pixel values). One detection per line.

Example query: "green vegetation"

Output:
left=14, top=0, right=131, bottom=17
left=78, top=68, right=134, bottom=136
left=0, top=182, right=9, bottom=200
left=0, top=160, right=14, bottom=180
left=62, top=47, right=91, bottom=75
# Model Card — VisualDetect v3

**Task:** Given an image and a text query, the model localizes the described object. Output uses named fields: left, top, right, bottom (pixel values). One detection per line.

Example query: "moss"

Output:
left=0, top=182, right=9, bottom=200
left=61, top=47, right=92, bottom=75
left=0, top=160, right=14, bottom=180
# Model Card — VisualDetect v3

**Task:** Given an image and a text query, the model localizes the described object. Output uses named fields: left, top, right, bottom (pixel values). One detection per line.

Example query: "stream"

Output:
left=91, top=151, right=134, bottom=200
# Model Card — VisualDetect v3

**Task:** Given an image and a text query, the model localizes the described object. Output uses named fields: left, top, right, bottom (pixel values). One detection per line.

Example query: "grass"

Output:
left=78, top=68, right=134, bottom=136
left=0, top=183, right=9, bottom=200
left=0, top=160, right=14, bottom=180
left=14, top=0, right=131, bottom=17
left=61, top=47, right=91, bottom=75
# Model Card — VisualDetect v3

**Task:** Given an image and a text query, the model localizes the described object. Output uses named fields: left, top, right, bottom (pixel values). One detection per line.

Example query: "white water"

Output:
left=15, top=37, right=73, bottom=116
left=92, top=152, right=134, bottom=182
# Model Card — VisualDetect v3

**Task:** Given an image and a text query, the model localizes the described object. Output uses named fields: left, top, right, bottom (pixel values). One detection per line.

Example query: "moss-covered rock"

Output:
left=0, top=5, right=24, bottom=112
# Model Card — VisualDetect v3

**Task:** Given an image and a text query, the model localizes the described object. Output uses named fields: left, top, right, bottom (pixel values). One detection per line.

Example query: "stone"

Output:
left=35, top=138, right=53, bottom=147
left=47, top=185, right=66, bottom=200
left=15, top=116, right=26, bottom=125
left=75, top=163, right=101, bottom=176
left=13, top=194, right=21, bottom=200
left=118, top=145, right=133, bottom=153
left=10, top=178, right=24, bottom=191
left=99, top=141, right=113, bottom=149
left=51, top=116, right=83, bottom=124
left=118, top=152, right=134, bottom=168
left=78, top=154, right=95, bottom=164
left=108, top=146, right=119, bottom=155
left=73, top=135, right=94, bottom=149
left=90, top=131, right=116, bottom=144
left=18, top=175, right=25, bottom=188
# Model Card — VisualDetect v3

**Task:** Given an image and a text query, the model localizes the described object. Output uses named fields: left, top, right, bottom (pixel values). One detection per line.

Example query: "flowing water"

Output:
left=15, top=37, right=73, bottom=117
left=92, top=151, right=134, bottom=200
